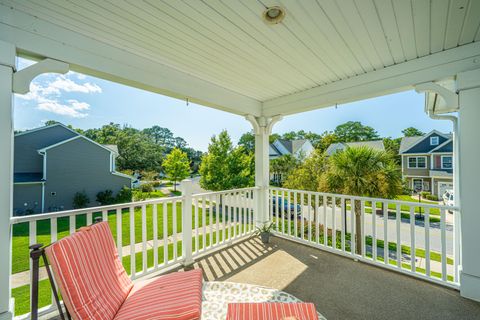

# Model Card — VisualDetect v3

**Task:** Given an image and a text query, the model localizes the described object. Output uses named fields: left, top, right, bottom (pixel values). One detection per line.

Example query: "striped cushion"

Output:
left=45, top=222, right=133, bottom=320
left=226, top=303, right=318, bottom=320
left=114, top=269, right=203, bottom=320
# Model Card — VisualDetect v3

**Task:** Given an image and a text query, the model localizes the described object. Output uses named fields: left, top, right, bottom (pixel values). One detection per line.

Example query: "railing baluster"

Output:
left=425, top=207, right=430, bottom=277
left=372, top=201, right=377, bottom=261
left=129, top=206, right=135, bottom=278
left=194, top=197, right=199, bottom=252
left=287, top=190, right=291, bottom=237
left=383, top=201, right=388, bottom=265
left=301, top=193, right=305, bottom=240
left=275, top=190, right=279, bottom=232
left=440, top=208, right=447, bottom=281
left=316, top=194, right=320, bottom=245
left=410, top=206, right=416, bottom=273
left=51, top=217, right=57, bottom=306
left=215, top=194, right=220, bottom=245
left=341, top=197, right=345, bottom=252
left=173, top=200, right=178, bottom=260
left=29, top=220, right=37, bottom=307
left=323, top=195, right=327, bottom=246
left=141, top=205, right=147, bottom=273
left=153, top=203, right=158, bottom=270
left=361, top=200, right=366, bottom=258
left=294, top=192, right=298, bottom=238
left=308, top=193, right=312, bottom=242
left=454, top=209, right=460, bottom=283
left=242, top=191, right=246, bottom=236
left=209, top=194, right=214, bottom=248
left=202, top=196, right=206, bottom=249
left=224, top=193, right=228, bottom=242
left=332, top=196, right=336, bottom=249
left=281, top=190, right=285, bottom=234
left=233, top=192, right=238, bottom=239
left=350, top=198, right=355, bottom=255
left=102, top=209, right=108, bottom=222
left=163, top=202, right=168, bottom=265
left=396, top=204, right=401, bottom=269
left=69, top=215, right=75, bottom=234
left=116, top=208, right=122, bottom=260
left=87, top=212, right=92, bottom=226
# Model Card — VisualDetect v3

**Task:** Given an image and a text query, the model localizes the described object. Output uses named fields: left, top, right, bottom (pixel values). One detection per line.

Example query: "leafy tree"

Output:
left=200, top=130, right=253, bottom=191
left=320, top=146, right=402, bottom=254
left=334, top=121, right=380, bottom=142
left=402, top=127, right=425, bottom=137
left=283, top=149, right=326, bottom=192
left=269, top=133, right=281, bottom=144
left=238, top=131, right=255, bottom=153
left=72, top=191, right=90, bottom=209
left=143, top=126, right=174, bottom=146
left=383, top=137, right=402, bottom=163
left=162, top=148, right=191, bottom=191
left=116, top=131, right=164, bottom=172
left=270, top=154, right=300, bottom=186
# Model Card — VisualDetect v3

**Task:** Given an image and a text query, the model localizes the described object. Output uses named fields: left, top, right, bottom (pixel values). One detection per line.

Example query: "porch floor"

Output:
left=177, top=236, right=480, bottom=320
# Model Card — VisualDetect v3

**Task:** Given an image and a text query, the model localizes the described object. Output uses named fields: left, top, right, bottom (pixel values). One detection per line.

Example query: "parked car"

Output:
left=442, top=189, right=454, bottom=207
left=271, top=196, right=301, bottom=218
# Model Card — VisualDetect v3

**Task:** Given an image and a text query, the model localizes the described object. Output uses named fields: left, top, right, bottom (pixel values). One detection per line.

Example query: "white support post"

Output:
left=180, top=179, right=194, bottom=266
left=457, top=68, right=480, bottom=302
left=246, top=115, right=282, bottom=228
left=0, top=40, right=15, bottom=320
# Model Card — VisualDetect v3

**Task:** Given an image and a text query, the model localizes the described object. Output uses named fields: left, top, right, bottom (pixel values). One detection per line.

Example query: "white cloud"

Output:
left=15, top=73, right=101, bottom=118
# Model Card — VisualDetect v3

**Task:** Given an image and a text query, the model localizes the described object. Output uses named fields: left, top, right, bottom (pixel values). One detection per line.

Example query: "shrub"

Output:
left=420, top=191, right=431, bottom=198
left=73, top=191, right=90, bottom=209
left=96, top=190, right=115, bottom=205
left=426, top=194, right=439, bottom=201
left=140, top=183, right=154, bottom=193
left=132, top=190, right=147, bottom=201
left=152, top=181, right=161, bottom=188
left=115, top=186, right=132, bottom=203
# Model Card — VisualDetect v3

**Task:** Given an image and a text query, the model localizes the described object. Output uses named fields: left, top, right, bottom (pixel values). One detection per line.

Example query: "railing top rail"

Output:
left=269, top=187, right=460, bottom=211
left=10, top=196, right=184, bottom=224
left=192, top=186, right=259, bottom=198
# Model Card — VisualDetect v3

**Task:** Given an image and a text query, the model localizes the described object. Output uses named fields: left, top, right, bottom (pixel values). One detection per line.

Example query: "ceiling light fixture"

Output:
left=263, top=6, right=286, bottom=25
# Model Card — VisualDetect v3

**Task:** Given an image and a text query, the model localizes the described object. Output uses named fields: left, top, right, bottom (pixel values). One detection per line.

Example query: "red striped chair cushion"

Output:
left=226, top=302, right=318, bottom=320
left=45, top=222, right=133, bottom=320
left=114, top=269, right=203, bottom=320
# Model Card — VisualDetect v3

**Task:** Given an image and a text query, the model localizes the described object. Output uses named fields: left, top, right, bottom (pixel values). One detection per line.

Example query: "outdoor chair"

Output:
left=29, top=220, right=203, bottom=320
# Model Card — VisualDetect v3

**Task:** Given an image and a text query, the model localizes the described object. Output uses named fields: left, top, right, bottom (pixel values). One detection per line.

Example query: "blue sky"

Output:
left=14, top=58, right=452, bottom=151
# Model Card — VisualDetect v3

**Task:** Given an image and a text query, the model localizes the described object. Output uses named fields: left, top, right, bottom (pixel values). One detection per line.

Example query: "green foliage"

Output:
left=283, top=149, right=326, bottom=192
left=238, top=131, right=255, bottom=153
left=116, top=186, right=132, bottom=203
left=200, top=130, right=254, bottom=191
left=333, top=121, right=380, bottom=142
left=162, top=148, right=190, bottom=191
left=402, top=127, right=425, bottom=137
left=420, top=191, right=431, bottom=198
left=426, top=194, right=439, bottom=201
left=140, top=183, right=154, bottom=193
left=72, top=191, right=90, bottom=209
left=383, top=137, right=401, bottom=163
left=270, top=154, right=300, bottom=186
left=96, top=190, right=115, bottom=205
left=321, top=146, right=402, bottom=198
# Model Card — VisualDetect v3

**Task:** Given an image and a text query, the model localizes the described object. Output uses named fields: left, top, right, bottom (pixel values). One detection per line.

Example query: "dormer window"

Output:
left=430, top=136, right=439, bottom=146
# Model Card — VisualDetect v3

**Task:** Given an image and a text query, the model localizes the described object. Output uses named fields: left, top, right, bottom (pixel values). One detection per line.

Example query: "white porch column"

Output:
left=246, top=115, right=282, bottom=227
left=0, top=40, right=15, bottom=320
left=457, top=68, right=480, bottom=302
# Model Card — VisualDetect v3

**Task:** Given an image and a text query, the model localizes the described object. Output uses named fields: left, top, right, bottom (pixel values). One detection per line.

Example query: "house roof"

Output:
left=399, top=130, right=452, bottom=154
left=14, top=123, right=79, bottom=137
left=14, top=172, right=43, bottom=183
left=275, top=139, right=309, bottom=154
left=103, top=144, right=119, bottom=155
left=325, top=140, right=385, bottom=156
left=37, top=134, right=116, bottom=156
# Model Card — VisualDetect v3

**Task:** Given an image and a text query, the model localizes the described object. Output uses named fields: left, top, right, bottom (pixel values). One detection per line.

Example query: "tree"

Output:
left=162, top=148, right=190, bottom=191
left=402, top=127, right=425, bottom=137
left=320, top=146, right=402, bottom=254
left=199, top=130, right=253, bottom=191
left=383, top=137, right=402, bottom=163
left=238, top=131, right=255, bottom=153
left=334, top=121, right=380, bottom=142
left=270, top=154, right=299, bottom=186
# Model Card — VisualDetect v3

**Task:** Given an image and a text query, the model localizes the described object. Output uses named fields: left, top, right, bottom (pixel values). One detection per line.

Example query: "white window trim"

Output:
left=430, top=136, right=439, bottom=146
left=407, top=156, right=427, bottom=169
left=441, top=155, right=453, bottom=169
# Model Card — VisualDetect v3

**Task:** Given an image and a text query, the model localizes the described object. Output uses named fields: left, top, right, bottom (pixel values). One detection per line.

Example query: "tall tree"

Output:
left=162, top=148, right=190, bottom=191
left=334, top=121, right=380, bottom=142
left=270, top=154, right=300, bottom=186
left=402, top=127, right=425, bottom=137
left=320, top=146, right=402, bottom=254
left=238, top=131, right=255, bottom=153
left=199, top=130, right=253, bottom=191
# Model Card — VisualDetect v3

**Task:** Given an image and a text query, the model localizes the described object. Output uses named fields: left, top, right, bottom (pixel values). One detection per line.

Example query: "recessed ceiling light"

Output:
left=263, top=6, right=286, bottom=25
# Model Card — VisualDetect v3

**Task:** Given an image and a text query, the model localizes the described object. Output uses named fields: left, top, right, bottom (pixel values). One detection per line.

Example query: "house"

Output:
left=399, top=130, right=453, bottom=197
left=13, top=124, right=132, bottom=215
left=269, top=139, right=314, bottom=184
left=269, top=139, right=314, bottom=160
left=325, top=140, right=385, bottom=156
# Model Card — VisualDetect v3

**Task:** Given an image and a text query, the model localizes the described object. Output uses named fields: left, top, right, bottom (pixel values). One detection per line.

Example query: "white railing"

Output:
left=9, top=184, right=258, bottom=319
left=269, top=187, right=461, bottom=289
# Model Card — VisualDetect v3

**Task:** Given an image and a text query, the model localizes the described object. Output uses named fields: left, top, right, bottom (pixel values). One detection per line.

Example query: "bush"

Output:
left=96, top=190, right=115, bottom=205
left=132, top=190, right=147, bottom=201
left=140, top=183, right=154, bottom=193
left=152, top=181, right=161, bottom=188
left=420, top=191, right=431, bottom=198
left=426, top=194, right=439, bottom=201
left=73, top=191, right=90, bottom=209
left=115, top=186, right=132, bottom=203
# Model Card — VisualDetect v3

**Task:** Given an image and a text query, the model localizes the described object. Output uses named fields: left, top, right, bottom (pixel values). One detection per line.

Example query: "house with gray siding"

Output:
left=13, top=124, right=132, bottom=215
left=399, top=130, right=453, bottom=197
left=269, top=139, right=314, bottom=183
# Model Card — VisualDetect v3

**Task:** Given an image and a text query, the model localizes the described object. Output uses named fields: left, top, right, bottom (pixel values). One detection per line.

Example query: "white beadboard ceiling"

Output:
left=1, top=0, right=480, bottom=115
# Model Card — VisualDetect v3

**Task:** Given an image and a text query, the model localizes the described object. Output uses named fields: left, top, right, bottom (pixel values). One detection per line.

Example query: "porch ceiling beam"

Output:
left=0, top=5, right=261, bottom=117
left=262, top=42, right=480, bottom=117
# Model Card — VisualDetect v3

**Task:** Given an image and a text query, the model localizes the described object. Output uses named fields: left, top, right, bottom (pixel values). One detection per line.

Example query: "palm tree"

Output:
left=321, top=146, right=402, bottom=254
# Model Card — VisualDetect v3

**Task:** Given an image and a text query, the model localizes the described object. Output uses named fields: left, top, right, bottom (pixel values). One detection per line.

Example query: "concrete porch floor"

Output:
left=178, top=236, right=480, bottom=320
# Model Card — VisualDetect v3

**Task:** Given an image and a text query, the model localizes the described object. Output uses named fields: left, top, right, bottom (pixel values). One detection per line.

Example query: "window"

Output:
left=442, top=156, right=453, bottom=169
left=430, top=136, right=439, bottom=145
left=408, top=156, right=427, bottom=168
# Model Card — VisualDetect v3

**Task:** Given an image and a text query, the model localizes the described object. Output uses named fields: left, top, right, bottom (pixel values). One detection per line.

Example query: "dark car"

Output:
left=271, top=196, right=301, bottom=218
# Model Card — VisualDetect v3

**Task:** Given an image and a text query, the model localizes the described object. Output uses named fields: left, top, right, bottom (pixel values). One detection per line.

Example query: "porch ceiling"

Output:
left=1, top=1, right=480, bottom=117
